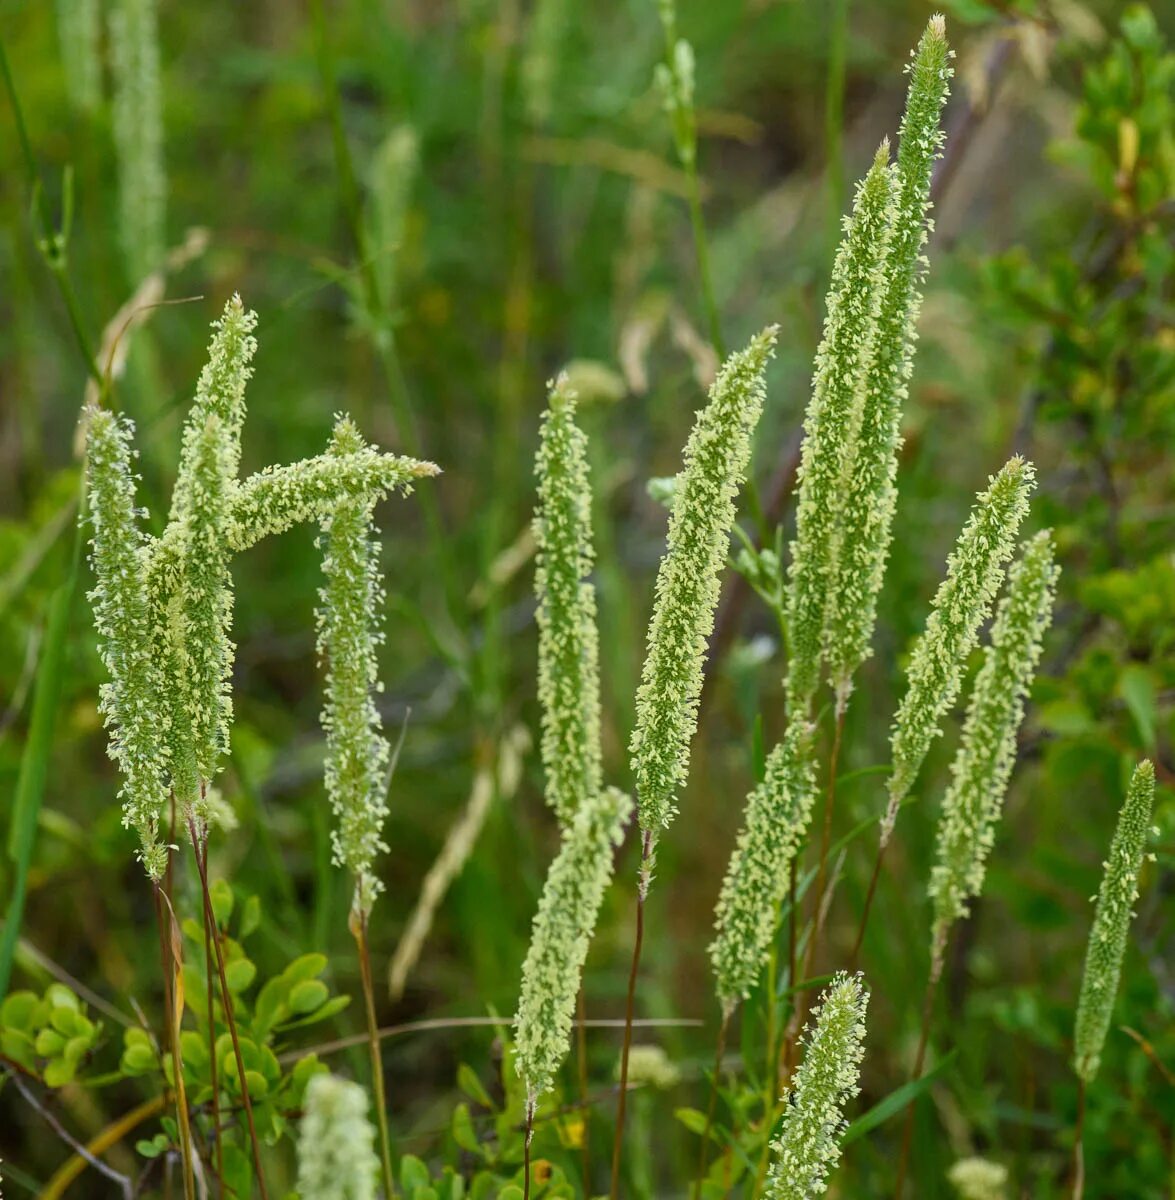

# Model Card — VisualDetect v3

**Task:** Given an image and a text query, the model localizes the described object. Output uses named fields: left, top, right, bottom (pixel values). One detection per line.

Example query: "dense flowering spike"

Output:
left=826, top=15, right=953, bottom=708
left=514, top=787, right=632, bottom=1102
left=57, top=0, right=102, bottom=112
left=533, top=375, right=602, bottom=826
left=317, top=418, right=392, bottom=916
left=766, top=972, right=869, bottom=1200
left=170, top=296, right=257, bottom=519
left=948, top=1158, right=1009, bottom=1200
left=929, top=532, right=1058, bottom=948
left=630, top=328, right=777, bottom=842
left=227, top=449, right=439, bottom=551
left=883, top=456, right=1035, bottom=846
left=785, top=142, right=897, bottom=715
left=84, top=407, right=168, bottom=879
left=1073, top=759, right=1155, bottom=1083
left=108, top=0, right=165, bottom=280
left=296, top=1074, right=379, bottom=1200
left=710, top=721, right=817, bottom=1014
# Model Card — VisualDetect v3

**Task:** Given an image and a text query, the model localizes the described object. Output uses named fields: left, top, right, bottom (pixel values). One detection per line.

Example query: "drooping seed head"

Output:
left=884, top=456, right=1036, bottom=844
left=710, top=721, right=817, bottom=1013
left=785, top=143, right=898, bottom=715
left=766, top=972, right=869, bottom=1200
left=1073, top=759, right=1155, bottom=1083
left=826, top=14, right=953, bottom=708
left=296, top=1074, right=379, bottom=1200
left=514, top=786, right=632, bottom=1102
left=929, top=531, right=1058, bottom=948
left=533, top=375, right=602, bottom=826
left=630, top=328, right=776, bottom=844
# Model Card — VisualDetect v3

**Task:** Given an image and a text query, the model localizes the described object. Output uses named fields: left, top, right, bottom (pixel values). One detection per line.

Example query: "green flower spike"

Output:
left=296, top=1074, right=379, bottom=1200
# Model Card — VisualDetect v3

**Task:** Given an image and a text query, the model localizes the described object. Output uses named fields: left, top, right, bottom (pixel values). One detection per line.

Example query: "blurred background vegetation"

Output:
left=1, top=0, right=1173, bottom=1195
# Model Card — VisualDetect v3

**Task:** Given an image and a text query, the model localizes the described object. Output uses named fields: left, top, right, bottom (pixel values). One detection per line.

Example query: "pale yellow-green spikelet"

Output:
left=1073, top=759, right=1155, bottom=1083
left=948, top=1158, right=1009, bottom=1200
left=533, top=374, right=602, bottom=826
left=630, top=328, right=776, bottom=852
left=826, top=14, right=953, bottom=710
left=296, top=1074, right=379, bottom=1200
left=56, top=0, right=101, bottom=113
left=84, top=407, right=168, bottom=880
left=317, top=418, right=392, bottom=916
left=109, top=0, right=165, bottom=281
left=883, top=456, right=1035, bottom=847
left=514, top=786, right=632, bottom=1105
left=765, top=972, right=869, bottom=1200
left=929, top=531, right=1058, bottom=952
left=785, top=143, right=897, bottom=715
left=165, top=299, right=258, bottom=816
left=710, top=720, right=817, bottom=1015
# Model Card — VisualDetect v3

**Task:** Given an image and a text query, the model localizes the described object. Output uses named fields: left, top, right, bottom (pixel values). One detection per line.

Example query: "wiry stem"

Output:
left=198, top=833, right=224, bottom=1193
left=850, top=839, right=887, bottom=969
left=1072, top=1078, right=1087, bottom=1200
left=692, top=1011, right=729, bottom=1200
left=188, top=817, right=268, bottom=1200
left=576, top=989, right=592, bottom=1199
left=610, top=829, right=652, bottom=1200
left=893, top=932, right=945, bottom=1198
left=353, top=906, right=396, bottom=1200
left=523, top=1096, right=536, bottom=1200
left=152, top=880, right=196, bottom=1200
left=812, top=712, right=845, bottom=950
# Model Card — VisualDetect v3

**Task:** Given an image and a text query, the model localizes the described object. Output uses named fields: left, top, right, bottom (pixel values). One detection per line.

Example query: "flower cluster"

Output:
left=296, top=1074, right=379, bottom=1200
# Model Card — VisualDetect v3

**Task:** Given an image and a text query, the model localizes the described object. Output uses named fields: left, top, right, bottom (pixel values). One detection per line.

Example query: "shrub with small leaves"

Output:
left=0, top=984, right=102, bottom=1089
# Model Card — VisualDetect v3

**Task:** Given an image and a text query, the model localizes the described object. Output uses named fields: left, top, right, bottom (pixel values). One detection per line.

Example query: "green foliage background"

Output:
left=0, top=0, right=1172, bottom=1195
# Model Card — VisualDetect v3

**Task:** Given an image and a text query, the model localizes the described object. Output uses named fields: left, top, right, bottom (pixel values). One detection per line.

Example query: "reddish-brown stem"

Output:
left=1072, top=1077, right=1087, bottom=1200
left=850, top=838, right=888, bottom=969
left=610, top=829, right=652, bottom=1200
left=354, top=906, right=396, bottom=1200
left=188, top=816, right=269, bottom=1200
left=692, top=1011, right=729, bottom=1200
left=893, top=935, right=946, bottom=1199
left=198, top=833, right=224, bottom=1192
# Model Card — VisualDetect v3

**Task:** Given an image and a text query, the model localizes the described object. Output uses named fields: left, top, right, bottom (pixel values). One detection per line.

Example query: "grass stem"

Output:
left=692, top=1011, right=729, bottom=1200
left=354, top=907, right=397, bottom=1200
left=188, top=816, right=269, bottom=1200
left=577, top=988, right=592, bottom=1198
left=1072, top=1077, right=1087, bottom=1200
left=609, top=829, right=652, bottom=1200
left=198, top=832, right=224, bottom=1194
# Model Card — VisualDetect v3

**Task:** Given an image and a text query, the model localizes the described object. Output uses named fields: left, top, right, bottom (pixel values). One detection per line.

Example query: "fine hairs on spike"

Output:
left=108, top=0, right=165, bottom=280
left=883, top=455, right=1036, bottom=847
left=785, top=141, right=896, bottom=715
left=765, top=972, right=869, bottom=1200
left=1073, top=759, right=1155, bottom=1082
left=165, top=297, right=258, bottom=817
left=826, top=14, right=954, bottom=709
left=514, top=786, right=632, bottom=1105
left=533, top=374, right=602, bottom=826
left=296, top=1074, right=379, bottom=1200
left=317, top=417, right=392, bottom=916
left=929, top=531, right=1059, bottom=954
left=630, top=327, right=777, bottom=850
left=84, top=407, right=169, bottom=879
left=710, top=720, right=817, bottom=1014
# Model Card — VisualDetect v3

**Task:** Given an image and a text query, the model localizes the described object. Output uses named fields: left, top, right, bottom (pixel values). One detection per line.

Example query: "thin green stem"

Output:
left=189, top=817, right=269, bottom=1200
left=1072, top=1077, right=1087, bottom=1200
left=354, top=910, right=397, bottom=1200
left=199, top=834, right=224, bottom=1194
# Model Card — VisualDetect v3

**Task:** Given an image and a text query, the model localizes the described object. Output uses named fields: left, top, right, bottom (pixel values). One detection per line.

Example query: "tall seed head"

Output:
left=826, top=15, right=953, bottom=707
left=108, top=0, right=165, bottom=281
left=710, top=721, right=817, bottom=1014
left=57, top=0, right=102, bottom=112
left=1073, top=759, right=1155, bottom=1083
left=884, top=456, right=1036, bottom=844
left=533, top=375, right=602, bottom=826
left=766, top=972, right=869, bottom=1200
left=84, top=407, right=168, bottom=879
left=296, top=1074, right=379, bottom=1200
left=514, top=787, right=632, bottom=1103
left=929, top=531, right=1058, bottom=948
left=317, top=418, right=392, bottom=916
left=630, top=328, right=776, bottom=844
left=785, top=143, right=897, bottom=714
